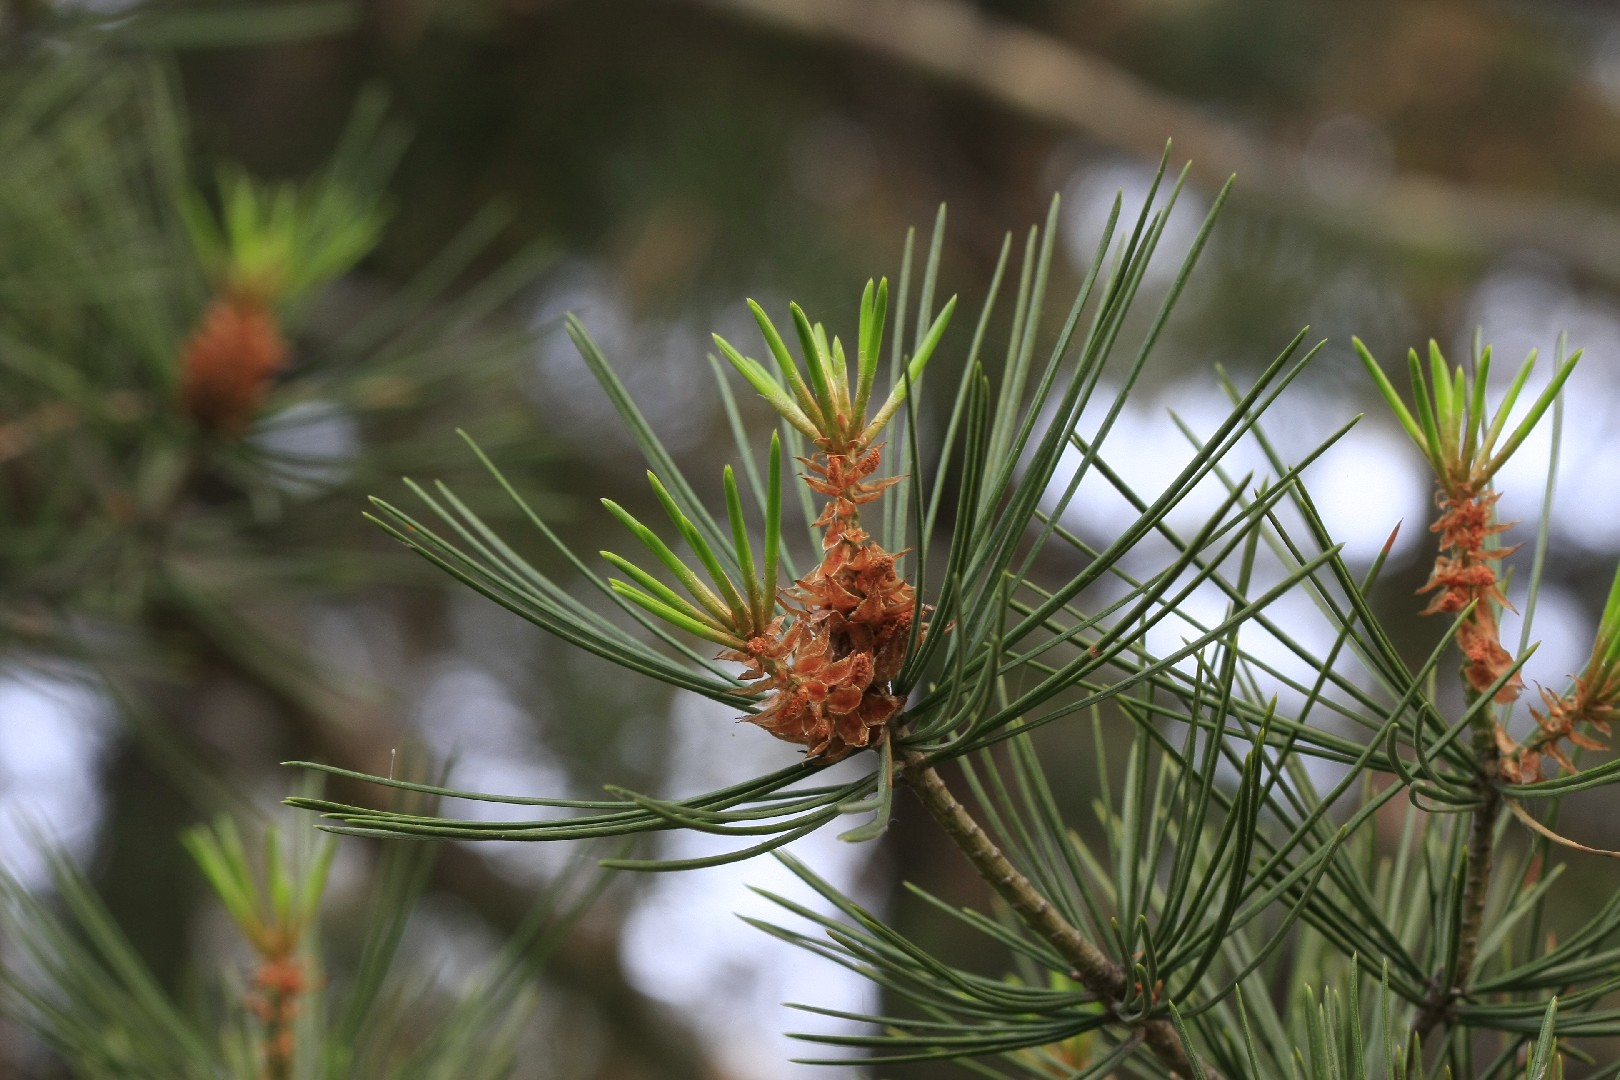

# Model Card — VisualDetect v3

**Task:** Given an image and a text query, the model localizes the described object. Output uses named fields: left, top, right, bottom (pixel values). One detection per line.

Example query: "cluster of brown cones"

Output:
left=1419, top=486, right=1522, bottom=705
left=1517, top=682, right=1616, bottom=780
left=178, top=293, right=287, bottom=436
left=725, top=444, right=918, bottom=762
left=1419, top=485, right=1615, bottom=783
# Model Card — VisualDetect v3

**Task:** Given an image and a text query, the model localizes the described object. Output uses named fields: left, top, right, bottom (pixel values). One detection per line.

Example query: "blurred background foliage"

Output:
left=7, top=0, right=1620, bottom=1076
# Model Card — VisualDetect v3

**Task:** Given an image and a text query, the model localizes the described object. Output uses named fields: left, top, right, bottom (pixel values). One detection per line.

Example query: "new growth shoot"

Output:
left=606, top=280, right=953, bottom=761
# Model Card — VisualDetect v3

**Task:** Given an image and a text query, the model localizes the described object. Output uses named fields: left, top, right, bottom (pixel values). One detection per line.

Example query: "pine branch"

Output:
left=899, top=747, right=1219, bottom=1079
left=158, top=599, right=722, bottom=1080
left=698, top=0, right=1620, bottom=285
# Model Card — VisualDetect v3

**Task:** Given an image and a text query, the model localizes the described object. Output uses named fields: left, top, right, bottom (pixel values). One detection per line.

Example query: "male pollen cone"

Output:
left=179, top=295, right=287, bottom=435
left=726, top=445, right=919, bottom=763
left=1419, top=489, right=1523, bottom=704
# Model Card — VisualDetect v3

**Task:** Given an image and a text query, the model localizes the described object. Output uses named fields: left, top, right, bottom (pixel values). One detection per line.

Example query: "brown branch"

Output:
left=900, top=748, right=1218, bottom=1079
left=0, top=392, right=146, bottom=464
left=1416, top=711, right=1502, bottom=1041
left=698, top=0, right=1620, bottom=284
left=1453, top=783, right=1500, bottom=992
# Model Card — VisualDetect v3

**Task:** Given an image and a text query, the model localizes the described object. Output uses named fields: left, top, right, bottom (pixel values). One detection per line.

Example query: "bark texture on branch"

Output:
left=901, top=748, right=1218, bottom=1079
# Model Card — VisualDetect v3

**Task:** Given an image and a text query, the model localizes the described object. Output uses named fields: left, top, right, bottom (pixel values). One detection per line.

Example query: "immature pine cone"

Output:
left=179, top=295, right=286, bottom=435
